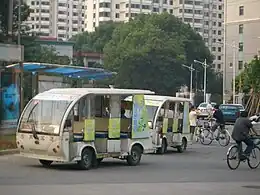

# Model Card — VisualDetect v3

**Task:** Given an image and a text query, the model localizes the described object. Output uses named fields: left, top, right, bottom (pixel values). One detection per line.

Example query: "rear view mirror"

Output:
left=148, top=121, right=152, bottom=129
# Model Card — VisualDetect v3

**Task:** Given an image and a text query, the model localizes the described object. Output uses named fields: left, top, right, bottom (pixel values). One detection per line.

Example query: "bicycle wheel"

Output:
left=200, top=128, right=213, bottom=145
left=227, top=145, right=240, bottom=170
left=218, top=129, right=231, bottom=147
left=247, top=146, right=260, bottom=169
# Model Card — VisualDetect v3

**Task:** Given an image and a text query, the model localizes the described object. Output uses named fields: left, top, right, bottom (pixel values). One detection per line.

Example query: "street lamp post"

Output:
left=232, top=41, right=236, bottom=104
left=182, top=64, right=195, bottom=102
left=194, top=59, right=208, bottom=102
left=216, top=40, right=239, bottom=104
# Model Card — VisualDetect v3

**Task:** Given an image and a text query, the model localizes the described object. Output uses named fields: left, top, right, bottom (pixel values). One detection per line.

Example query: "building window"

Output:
left=217, top=56, right=221, bottom=60
left=142, top=5, right=150, bottom=9
left=229, top=62, right=233, bottom=68
left=99, top=12, right=111, bottom=17
left=239, top=6, right=244, bottom=16
left=115, top=13, right=119, bottom=18
left=219, top=5, right=222, bottom=10
left=115, top=4, right=120, bottom=9
left=218, top=30, right=222, bottom=35
left=218, top=47, right=222, bottom=52
left=169, top=9, right=173, bottom=14
left=212, top=47, right=216, bottom=51
left=100, top=2, right=110, bottom=8
left=239, top=42, right=244, bottom=51
left=218, top=22, right=222, bottom=27
left=218, top=14, right=222, bottom=19
left=238, top=61, right=243, bottom=70
left=239, top=24, right=243, bottom=34
left=217, top=64, right=221, bottom=69
left=153, top=7, right=159, bottom=12
left=170, top=0, right=173, bottom=5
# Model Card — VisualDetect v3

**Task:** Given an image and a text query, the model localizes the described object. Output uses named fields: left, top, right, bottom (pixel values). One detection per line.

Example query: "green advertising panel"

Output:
left=132, top=95, right=149, bottom=139
left=108, top=118, right=120, bottom=138
left=84, top=119, right=95, bottom=141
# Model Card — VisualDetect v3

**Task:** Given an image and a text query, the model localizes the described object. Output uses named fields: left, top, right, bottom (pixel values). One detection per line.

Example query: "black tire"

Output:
left=127, top=145, right=142, bottom=166
left=77, top=148, right=94, bottom=170
left=157, top=138, right=167, bottom=154
left=227, top=145, right=240, bottom=170
left=39, top=160, right=53, bottom=167
left=177, top=138, right=187, bottom=153
left=218, top=129, right=230, bottom=147
left=96, top=158, right=103, bottom=166
left=200, top=129, right=213, bottom=145
left=247, top=146, right=260, bottom=169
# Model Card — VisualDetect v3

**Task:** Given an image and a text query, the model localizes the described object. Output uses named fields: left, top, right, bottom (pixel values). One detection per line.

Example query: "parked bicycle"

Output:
left=196, top=118, right=231, bottom=147
left=226, top=134, right=260, bottom=170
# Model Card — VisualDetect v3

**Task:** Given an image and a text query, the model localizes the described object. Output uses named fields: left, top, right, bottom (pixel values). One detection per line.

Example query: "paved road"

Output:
left=0, top=141, right=260, bottom=195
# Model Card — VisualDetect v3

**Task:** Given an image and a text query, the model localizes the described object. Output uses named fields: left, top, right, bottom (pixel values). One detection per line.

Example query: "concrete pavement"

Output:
left=0, top=142, right=260, bottom=195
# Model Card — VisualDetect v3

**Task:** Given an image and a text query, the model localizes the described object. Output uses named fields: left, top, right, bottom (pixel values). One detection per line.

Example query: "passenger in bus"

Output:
left=121, top=108, right=127, bottom=118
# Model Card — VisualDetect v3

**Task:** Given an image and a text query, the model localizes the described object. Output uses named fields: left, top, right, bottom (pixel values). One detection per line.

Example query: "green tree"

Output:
left=235, top=56, right=260, bottom=94
left=104, top=13, right=221, bottom=95
left=71, top=21, right=122, bottom=66
left=0, top=0, right=30, bottom=42
left=72, top=21, right=122, bottom=52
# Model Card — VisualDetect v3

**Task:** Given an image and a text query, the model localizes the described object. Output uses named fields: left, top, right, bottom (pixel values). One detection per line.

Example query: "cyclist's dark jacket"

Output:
left=213, top=109, right=225, bottom=124
left=232, top=117, right=253, bottom=141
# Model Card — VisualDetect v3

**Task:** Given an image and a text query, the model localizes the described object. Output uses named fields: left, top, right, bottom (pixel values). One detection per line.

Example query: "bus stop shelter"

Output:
left=1, top=62, right=116, bottom=129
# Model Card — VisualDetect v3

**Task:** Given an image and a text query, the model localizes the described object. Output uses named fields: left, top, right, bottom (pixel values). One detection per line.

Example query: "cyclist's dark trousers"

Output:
left=211, top=123, right=224, bottom=132
left=236, top=138, right=254, bottom=156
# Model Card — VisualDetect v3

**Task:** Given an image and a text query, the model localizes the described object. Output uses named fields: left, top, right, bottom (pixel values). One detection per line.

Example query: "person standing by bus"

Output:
left=189, top=106, right=198, bottom=142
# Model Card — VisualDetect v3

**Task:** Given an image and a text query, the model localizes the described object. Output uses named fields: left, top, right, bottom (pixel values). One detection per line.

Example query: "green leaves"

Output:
left=103, top=13, right=219, bottom=95
left=237, top=56, right=260, bottom=93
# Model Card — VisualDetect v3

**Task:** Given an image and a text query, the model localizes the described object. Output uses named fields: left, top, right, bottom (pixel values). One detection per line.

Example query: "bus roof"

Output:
left=33, top=88, right=155, bottom=101
left=124, top=95, right=191, bottom=106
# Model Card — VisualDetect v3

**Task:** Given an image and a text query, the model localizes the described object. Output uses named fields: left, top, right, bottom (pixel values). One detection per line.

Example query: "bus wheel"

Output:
left=39, top=160, right=53, bottom=167
left=177, top=138, right=187, bottom=153
left=127, top=145, right=142, bottom=166
left=78, top=147, right=94, bottom=170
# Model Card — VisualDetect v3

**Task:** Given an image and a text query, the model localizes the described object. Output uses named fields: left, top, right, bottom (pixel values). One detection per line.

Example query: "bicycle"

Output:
left=226, top=135, right=260, bottom=170
left=197, top=118, right=231, bottom=147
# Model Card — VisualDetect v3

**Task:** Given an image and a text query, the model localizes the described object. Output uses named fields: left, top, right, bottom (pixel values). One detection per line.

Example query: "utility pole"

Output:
left=232, top=41, right=236, bottom=104
left=182, top=64, right=195, bottom=102
left=194, top=59, right=208, bottom=102
left=18, top=0, right=22, bottom=45
left=8, top=0, right=14, bottom=43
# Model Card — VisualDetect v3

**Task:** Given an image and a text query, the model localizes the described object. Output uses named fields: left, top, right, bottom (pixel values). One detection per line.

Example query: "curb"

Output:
left=0, top=149, right=19, bottom=156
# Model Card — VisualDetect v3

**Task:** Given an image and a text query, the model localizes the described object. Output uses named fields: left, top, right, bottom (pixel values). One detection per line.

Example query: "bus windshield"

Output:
left=147, top=105, right=158, bottom=122
left=19, top=99, right=72, bottom=135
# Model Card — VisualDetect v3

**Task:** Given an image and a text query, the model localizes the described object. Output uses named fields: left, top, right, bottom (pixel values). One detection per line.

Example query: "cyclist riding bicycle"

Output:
left=211, top=104, right=225, bottom=140
left=231, top=111, right=258, bottom=160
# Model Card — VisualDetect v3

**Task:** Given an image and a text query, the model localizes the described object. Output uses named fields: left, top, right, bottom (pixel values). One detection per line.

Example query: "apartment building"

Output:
left=224, top=0, right=260, bottom=96
left=176, top=0, right=224, bottom=70
left=84, top=0, right=224, bottom=71
left=25, top=0, right=85, bottom=40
